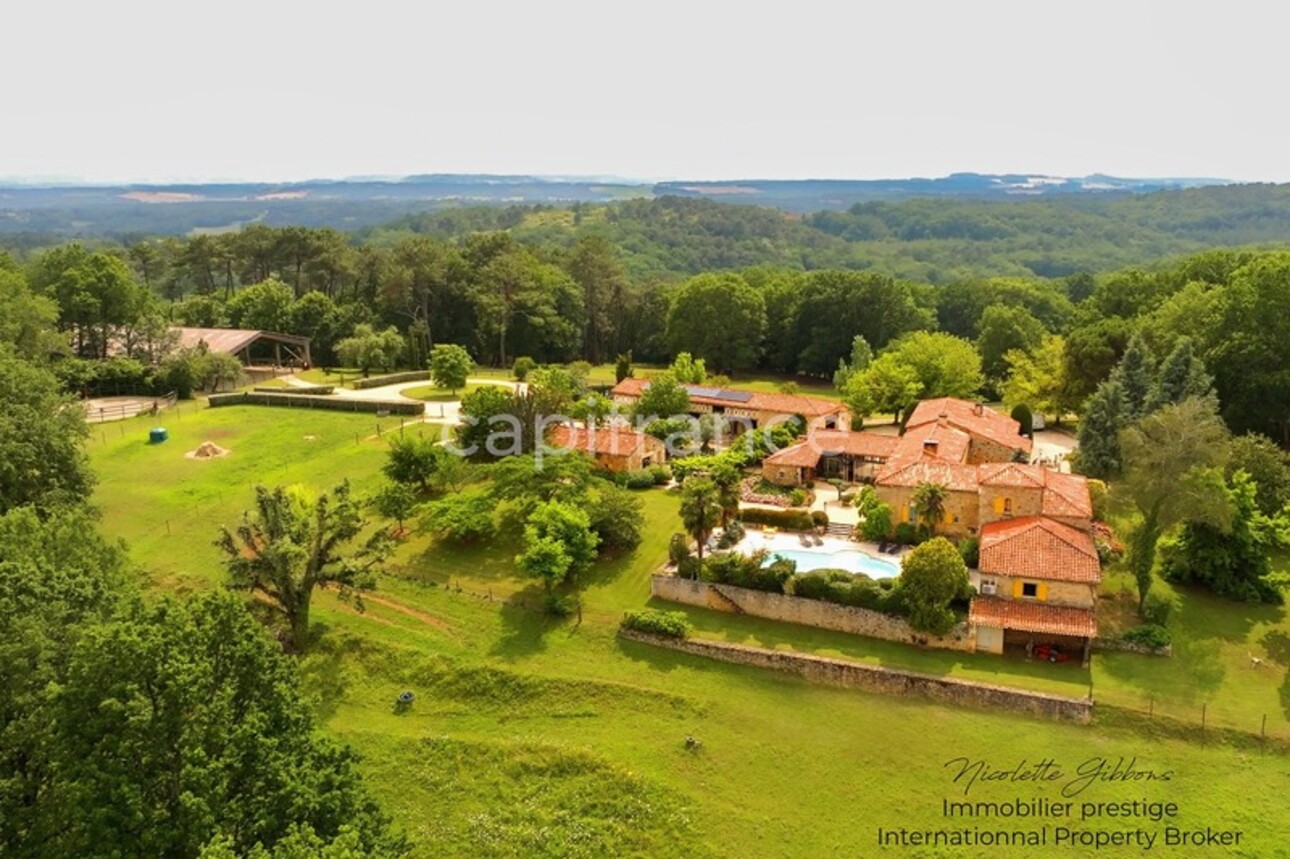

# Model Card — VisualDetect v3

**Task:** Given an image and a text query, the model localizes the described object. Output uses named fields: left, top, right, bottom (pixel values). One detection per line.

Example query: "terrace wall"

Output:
left=620, top=629, right=1092, bottom=723
left=651, top=575, right=974, bottom=652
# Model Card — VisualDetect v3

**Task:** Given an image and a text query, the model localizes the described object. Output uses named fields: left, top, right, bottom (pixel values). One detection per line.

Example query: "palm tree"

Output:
left=710, top=461, right=743, bottom=527
left=911, top=481, right=950, bottom=537
left=680, top=477, right=722, bottom=566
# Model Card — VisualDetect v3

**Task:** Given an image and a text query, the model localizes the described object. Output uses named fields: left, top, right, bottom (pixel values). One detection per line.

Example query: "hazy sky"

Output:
left=5, top=1, right=1286, bottom=183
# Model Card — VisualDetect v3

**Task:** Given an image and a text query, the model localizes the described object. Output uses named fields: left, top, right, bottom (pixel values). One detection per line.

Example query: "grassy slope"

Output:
left=90, top=406, right=1290, bottom=857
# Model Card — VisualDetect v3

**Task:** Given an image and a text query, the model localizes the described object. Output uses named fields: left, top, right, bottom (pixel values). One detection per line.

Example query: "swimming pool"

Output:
left=764, top=547, right=900, bottom=579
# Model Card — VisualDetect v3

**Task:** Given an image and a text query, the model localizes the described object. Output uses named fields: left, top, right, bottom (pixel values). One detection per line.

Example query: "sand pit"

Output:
left=185, top=441, right=231, bottom=460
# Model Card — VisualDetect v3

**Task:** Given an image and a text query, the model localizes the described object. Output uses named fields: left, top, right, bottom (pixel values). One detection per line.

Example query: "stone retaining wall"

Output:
left=1092, top=637, right=1173, bottom=657
left=620, top=629, right=1092, bottom=723
left=652, top=574, right=973, bottom=652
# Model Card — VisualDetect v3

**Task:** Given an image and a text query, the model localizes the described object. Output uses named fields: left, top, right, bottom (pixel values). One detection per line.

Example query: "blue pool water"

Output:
left=765, top=548, right=900, bottom=579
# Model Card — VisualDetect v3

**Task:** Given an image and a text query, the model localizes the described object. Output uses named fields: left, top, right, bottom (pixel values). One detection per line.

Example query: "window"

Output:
left=642, top=456, right=652, bottom=467
left=1003, top=497, right=1014, bottom=516
left=1022, top=582, right=1038, bottom=598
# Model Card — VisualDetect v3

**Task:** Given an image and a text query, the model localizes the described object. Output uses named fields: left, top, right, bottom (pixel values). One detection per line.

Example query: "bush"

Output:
left=716, top=520, right=745, bottom=549
left=838, top=491, right=855, bottom=507
left=512, top=356, right=536, bottom=381
left=811, top=510, right=829, bottom=528
left=1010, top=403, right=1034, bottom=437
left=1121, top=624, right=1172, bottom=649
left=544, top=594, right=579, bottom=617
left=1141, top=592, right=1174, bottom=627
left=701, top=550, right=795, bottom=593
left=737, top=507, right=814, bottom=531
left=893, top=522, right=922, bottom=546
left=622, top=609, right=692, bottom=639
left=587, top=482, right=644, bottom=550
left=420, top=490, right=495, bottom=543
left=668, top=532, right=692, bottom=567
left=677, top=556, right=701, bottom=579
left=1087, top=479, right=1109, bottom=521
left=620, top=469, right=657, bottom=490
left=649, top=464, right=673, bottom=485
left=958, top=537, right=980, bottom=569
left=861, top=502, right=893, bottom=542
left=788, top=488, right=808, bottom=507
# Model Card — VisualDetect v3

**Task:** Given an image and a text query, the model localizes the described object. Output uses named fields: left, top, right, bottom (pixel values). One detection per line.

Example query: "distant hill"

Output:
left=0, top=172, right=1233, bottom=238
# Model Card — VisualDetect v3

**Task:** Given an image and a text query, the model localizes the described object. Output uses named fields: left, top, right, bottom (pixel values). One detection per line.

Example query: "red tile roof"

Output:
left=549, top=424, right=649, bottom=458
left=969, top=596, right=1097, bottom=638
left=905, top=397, right=1032, bottom=454
left=977, top=464, right=1094, bottom=520
left=764, top=430, right=899, bottom=469
left=874, top=458, right=980, bottom=492
left=889, top=421, right=973, bottom=464
left=979, top=516, right=1101, bottom=584
left=610, top=378, right=844, bottom=417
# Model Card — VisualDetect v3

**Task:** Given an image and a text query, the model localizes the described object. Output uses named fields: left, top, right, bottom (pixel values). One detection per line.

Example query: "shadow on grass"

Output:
left=490, top=584, right=571, bottom=660
left=1262, top=630, right=1290, bottom=720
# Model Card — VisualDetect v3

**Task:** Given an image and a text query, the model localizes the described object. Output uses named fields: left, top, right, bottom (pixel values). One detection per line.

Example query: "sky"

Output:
left=4, top=1, right=1287, bottom=184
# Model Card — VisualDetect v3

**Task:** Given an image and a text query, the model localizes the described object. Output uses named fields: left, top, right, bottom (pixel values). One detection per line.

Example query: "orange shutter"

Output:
left=1037, top=583, right=1049, bottom=601
left=993, top=496, right=1005, bottom=515
left=1012, top=579, right=1024, bottom=598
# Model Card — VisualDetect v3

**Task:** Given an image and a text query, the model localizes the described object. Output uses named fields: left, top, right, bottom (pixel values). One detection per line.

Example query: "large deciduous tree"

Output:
left=1117, top=398, right=1232, bottom=613
left=217, top=482, right=391, bottom=646
left=0, top=349, right=94, bottom=514
left=666, top=273, right=766, bottom=371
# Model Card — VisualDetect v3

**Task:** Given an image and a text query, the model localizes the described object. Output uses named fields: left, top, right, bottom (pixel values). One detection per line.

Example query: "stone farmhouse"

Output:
left=759, top=397, right=1099, bottom=664
left=610, top=378, right=849, bottom=433
left=549, top=424, right=666, bottom=473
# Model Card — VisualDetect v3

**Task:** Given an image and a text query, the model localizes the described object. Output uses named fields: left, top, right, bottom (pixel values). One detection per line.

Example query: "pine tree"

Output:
left=1110, top=334, right=1154, bottom=421
left=1077, top=378, right=1128, bottom=479
left=1148, top=337, right=1213, bottom=412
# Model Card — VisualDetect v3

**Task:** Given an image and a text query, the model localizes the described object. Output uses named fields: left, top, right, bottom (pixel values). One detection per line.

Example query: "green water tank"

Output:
left=149, top=427, right=168, bottom=444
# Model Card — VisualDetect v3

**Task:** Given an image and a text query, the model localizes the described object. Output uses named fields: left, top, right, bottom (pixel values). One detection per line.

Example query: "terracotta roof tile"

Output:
left=610, top=378, right=844, bottom=417
left=764, top=429, right=899, bottom=469
left=764, top=444, right=822, bottom=468
left=549, top=424, right=648, bottom=457
left=977, top=464, right=1094, bottom=519
left=969, top=596, right=1097, bottom=637
left=979, top=516, right=1101, bottom=584
left=875, top=458, right=980, bottom=492
left=906, top=397, right=1032, bottom=454
left=889, top=422, right=973, bottom=464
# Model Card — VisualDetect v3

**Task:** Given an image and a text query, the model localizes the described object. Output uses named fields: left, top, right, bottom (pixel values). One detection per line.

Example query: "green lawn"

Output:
left=89, top=404, right=1290, bottom=857
left=400, top=382, right=485, bottom=402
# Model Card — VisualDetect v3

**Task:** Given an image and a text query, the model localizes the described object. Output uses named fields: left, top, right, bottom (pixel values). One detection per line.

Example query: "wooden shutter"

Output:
left=1012, top=579, right=1024, bottom=598
left=1037, top=583, right=1049, bottom=601
left=993, top=496, right=1005, bottom=515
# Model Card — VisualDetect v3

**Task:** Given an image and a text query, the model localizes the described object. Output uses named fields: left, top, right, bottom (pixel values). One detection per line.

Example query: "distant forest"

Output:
left=7, top=183, right=1290, bottom=284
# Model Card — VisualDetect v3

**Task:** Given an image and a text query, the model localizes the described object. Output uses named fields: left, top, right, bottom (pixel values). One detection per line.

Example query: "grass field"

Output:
left=400, top=382, right=485, bottom=402
left=89, top=405, right=1290, bottom=857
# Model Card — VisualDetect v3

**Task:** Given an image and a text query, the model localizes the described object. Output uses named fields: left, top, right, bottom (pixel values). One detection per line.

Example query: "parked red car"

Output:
left=1034, top=643, right=1069, bottom=663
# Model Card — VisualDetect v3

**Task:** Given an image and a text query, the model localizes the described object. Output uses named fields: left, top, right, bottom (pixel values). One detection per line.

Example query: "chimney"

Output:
left=923, top=439, right=939, bottom=456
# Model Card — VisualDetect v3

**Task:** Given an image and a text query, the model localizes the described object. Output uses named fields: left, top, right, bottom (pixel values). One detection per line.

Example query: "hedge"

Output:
left=621, top=609, right=692, bottom=639
left=350, top=370, right=431, bottom=389
left=253, top=385, right=336, bottom=395
left=208, top=392, right=424, bottom=415
left=737, top=507, right=815, bottom=531
left=1121, top=624, right=1172, bottom=648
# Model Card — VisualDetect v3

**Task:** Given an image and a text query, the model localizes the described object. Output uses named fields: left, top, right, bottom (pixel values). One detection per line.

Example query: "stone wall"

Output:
left=620, top=629, right=1092, bottom=723
left=651, top=575, right=974, bottom=652
left=1092, top=637, right=1173, bottom=657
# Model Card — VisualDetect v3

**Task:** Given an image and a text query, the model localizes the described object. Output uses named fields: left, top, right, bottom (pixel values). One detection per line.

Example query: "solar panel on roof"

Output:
left=683, top=385, right=753, bottom=403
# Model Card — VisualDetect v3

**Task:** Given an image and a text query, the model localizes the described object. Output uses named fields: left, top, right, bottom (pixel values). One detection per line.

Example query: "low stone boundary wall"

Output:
left=208, top=392, right=424, bottom=415
left=652, top=575, right=973, bottom=652
left=620, top=629, right=1092, bottom=723
left=350, top=370, right=431, bottom=389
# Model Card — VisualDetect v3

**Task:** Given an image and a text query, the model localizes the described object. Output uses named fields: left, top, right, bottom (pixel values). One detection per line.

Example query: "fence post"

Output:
left=1261, top=714, right=1267, bottom=742
left=1201, top=703, right=1207, bottom=733
left=1148, top=696, right=1153, bottom=718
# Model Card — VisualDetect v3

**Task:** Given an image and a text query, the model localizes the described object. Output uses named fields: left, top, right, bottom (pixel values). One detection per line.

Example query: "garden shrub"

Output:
left=668, top=533, right=691, bottom=567
left=649, top=464, right=672, bottom=485
left=861, top=502, right=893, bottom=542
left=701, top=550, right=795, bottom=593
left=621, top=609, right=691, bottom=638
left=1087, top=478, right=1109, bottom=521
left=788, top=488, right=808, bottom=507
left=512, top=356, right=536, bottom=381
left=838, top=491, right=855, bottom=507
left=737, top=507, right=814, bottom=531
left=1140, top=591, right=1175, bottom=627
left=811, top=510, right=829, bottom=528
left=1121, top=624, right=1172, bottom=649
left=715, top=520, right=745, bottom=549
left=620, top=469, right=657, bottom=490
left=677, top=556, right=701, bottom=579
left=893, top=522, right=922, bottom=546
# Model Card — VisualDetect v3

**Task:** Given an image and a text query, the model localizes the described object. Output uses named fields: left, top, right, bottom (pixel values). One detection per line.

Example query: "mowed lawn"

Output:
left=89, top=404, right=1290, bottom=857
